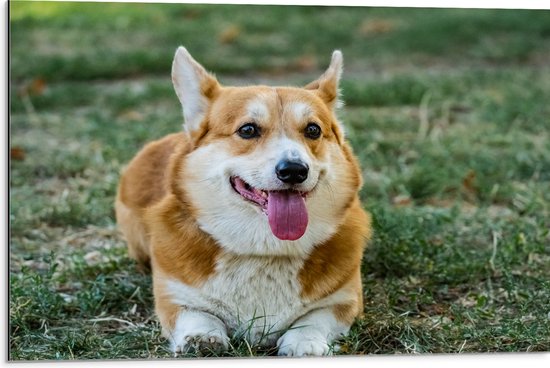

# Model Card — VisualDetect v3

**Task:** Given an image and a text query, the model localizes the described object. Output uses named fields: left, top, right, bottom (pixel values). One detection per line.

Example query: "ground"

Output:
left=9, top=2, right=550, bottom=360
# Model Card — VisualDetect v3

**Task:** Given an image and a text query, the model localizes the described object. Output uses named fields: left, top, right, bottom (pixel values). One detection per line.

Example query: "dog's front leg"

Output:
left=155, top=281, right=229, bottom=355
left=170, top=309, right=229, bottom=354
left=276, top=306, right=351, bottom=357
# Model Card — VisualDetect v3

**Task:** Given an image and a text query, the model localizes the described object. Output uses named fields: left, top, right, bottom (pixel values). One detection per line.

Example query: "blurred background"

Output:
left=10, top=2, right=550, bottom=80
left=10, top=1, right=550, bottom=360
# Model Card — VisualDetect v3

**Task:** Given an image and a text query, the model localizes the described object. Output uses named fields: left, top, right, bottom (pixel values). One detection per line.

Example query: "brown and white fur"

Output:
left=115, top=46, right=371, bottom=357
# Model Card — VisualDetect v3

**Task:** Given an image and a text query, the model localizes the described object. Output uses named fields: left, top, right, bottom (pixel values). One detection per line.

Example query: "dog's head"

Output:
left=171, top=47, right=362, bottom=256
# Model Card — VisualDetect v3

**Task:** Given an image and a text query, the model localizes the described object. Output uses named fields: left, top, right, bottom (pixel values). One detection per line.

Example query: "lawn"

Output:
left=9, top=1, right=550, bottom=360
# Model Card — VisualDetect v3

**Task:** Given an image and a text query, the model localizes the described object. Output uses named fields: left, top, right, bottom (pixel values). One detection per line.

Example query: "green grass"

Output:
left=9, top=1, right=550, bottom=360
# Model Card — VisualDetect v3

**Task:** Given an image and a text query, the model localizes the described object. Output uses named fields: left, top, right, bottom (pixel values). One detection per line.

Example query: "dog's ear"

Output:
left=172, top=46, right=221, bottom=132
left=305, top=50, right=343, bottom=110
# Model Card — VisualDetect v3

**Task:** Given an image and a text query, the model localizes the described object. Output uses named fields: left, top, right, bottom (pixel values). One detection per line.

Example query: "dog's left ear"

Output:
left=305, top=50, right=343, bottom=110
left=172, top=46, right=221, bottom=132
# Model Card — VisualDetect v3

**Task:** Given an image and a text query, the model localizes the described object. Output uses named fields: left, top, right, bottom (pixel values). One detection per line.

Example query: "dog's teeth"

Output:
left=253, top=188, right=266, bottom=197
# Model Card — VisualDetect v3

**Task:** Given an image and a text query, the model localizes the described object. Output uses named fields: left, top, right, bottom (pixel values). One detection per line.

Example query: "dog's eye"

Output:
left=304, top=123, right=322, bottom=139
left=237, top=123, right=260, bottom=139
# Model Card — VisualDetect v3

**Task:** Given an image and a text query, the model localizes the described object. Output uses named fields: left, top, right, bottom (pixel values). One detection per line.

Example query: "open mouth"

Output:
left=230, top=177, right=269, bottom=211
left=230, top=176, right=309, bottom=241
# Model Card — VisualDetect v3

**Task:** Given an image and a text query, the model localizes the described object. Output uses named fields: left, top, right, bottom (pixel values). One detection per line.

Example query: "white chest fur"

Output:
left=166, top=254, right=311, bottom=346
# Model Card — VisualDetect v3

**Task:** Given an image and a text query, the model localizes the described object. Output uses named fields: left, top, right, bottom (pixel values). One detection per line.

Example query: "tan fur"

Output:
left=115, top=48, right=372, bottom=354
left=299, top=198, right=371, bottom=301
left=153, top=275, right=186, bottom=339
left=115, top=133, right=185, bottom=265
left=147, top=194, right=221, bottom=287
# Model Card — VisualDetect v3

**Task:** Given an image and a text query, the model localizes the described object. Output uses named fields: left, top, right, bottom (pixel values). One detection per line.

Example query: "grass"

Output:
left=9, top=1, right=550, bottom=360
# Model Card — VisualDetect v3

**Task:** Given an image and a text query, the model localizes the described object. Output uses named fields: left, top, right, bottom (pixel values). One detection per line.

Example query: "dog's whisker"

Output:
left=195, top=175, right=220, bottom=184
left=321, top=180, right=337, bottom=206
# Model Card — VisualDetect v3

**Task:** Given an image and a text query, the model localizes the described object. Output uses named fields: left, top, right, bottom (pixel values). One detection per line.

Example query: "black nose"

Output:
left=275, top=160, right=309, bottom=184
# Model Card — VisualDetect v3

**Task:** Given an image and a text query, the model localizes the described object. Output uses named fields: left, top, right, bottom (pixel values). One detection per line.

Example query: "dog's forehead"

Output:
left=216, top=86, right=323, bottom=121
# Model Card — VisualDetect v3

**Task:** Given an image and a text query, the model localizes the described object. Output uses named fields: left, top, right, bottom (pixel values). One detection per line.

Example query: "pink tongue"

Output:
left=267, top=191, right=308, bottom=241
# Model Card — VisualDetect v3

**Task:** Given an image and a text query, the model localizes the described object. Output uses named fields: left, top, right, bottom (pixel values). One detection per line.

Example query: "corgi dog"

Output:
left=115, top=46, right=371, bottom=357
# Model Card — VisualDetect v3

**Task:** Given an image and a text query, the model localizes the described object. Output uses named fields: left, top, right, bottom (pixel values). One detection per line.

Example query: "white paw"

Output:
left=173, top=332, right=229, bottom=355
left=170, top=311, right=229, bottom=355
left=276, top=329, right=331, bottom=357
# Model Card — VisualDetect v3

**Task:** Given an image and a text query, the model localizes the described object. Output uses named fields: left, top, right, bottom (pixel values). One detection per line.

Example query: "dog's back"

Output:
left=115, top=132, right=186, bottom=265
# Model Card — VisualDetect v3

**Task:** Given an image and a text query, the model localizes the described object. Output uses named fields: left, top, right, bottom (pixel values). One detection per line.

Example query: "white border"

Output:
left=5, top=0, right=550, bottom=367
left=3, top=353, right=550, bottom=367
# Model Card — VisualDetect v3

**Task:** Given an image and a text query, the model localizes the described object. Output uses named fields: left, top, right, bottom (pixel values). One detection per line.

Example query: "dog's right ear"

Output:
left=304, top=50, right=343, bottom=110
left=171, top=46, right=221, bottom=132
